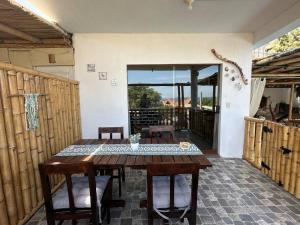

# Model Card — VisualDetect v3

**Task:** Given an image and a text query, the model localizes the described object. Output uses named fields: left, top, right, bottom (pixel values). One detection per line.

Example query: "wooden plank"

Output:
left=126, top=156, right=137, bottom=166
left=152, top=156, right=162, bottom=163
left=135, top=156, right=145, bottom=166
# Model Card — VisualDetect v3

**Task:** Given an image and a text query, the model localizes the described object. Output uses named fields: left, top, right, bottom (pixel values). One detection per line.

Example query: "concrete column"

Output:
left=191, top=70, right=199, bottom=109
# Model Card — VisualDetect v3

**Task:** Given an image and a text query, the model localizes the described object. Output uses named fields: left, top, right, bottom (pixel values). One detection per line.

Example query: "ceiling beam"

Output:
left=0, top=43, right=69, bottom=48
left=252, top=73, right=300, bottom=78
left=0, top=22, right=41, bottom=43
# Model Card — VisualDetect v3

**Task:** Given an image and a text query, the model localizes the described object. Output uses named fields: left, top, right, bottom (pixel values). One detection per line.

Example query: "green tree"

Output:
left=266, top=28, right=300, bottom=53
left=128, top=86, right=162, bottom=109
left=202, top=97, right=213, bottom=107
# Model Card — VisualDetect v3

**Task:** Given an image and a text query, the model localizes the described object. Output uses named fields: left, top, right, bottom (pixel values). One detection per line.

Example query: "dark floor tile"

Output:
left=239, top=214, right=254, bottom=222
left=268, top=206, right=283, bottom=213
left=121, top=218, right=132, bottom=225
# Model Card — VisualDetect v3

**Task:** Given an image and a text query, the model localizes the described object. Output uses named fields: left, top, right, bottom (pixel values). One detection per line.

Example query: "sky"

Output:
left=128, top=65, right=218, bottom=99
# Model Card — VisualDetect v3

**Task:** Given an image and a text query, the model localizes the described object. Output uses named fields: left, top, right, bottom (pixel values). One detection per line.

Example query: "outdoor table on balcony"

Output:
left=149, top=125, right=175, bottom=141
left=45, top=138, right=212, bottom=208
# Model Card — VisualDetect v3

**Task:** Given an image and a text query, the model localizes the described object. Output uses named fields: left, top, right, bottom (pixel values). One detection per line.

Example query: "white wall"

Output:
left=0, top=48, right=74, bottom=68
left=33, top=66, right=75, bottom=79
left=74, top=33, right=253, bottom=158
left=263, top=88, right=290, bottom=108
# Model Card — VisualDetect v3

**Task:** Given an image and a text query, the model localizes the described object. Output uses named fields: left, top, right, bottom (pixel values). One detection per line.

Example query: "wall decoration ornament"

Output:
left=99, top=72, right=107, bottom=80
left=24, top=93, right=39, bottom=130
left=211, top=49, right=248, bottom=85
left=87, top=64, right=96, bottom=72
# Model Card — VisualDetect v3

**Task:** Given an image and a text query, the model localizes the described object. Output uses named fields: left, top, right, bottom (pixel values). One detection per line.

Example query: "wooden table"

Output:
left=45, top=138, right=212, bottom=207
left=149, top=125, right=175, bottom=140
left=64, top=138, right=212, bottom=169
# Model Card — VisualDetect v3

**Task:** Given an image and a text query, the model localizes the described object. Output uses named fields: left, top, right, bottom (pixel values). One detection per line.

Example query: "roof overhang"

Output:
left=0, top=0, right=72, bottom=48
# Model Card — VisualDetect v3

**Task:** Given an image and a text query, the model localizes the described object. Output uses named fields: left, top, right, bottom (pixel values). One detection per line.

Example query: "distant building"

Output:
left=161, top=98, right=192, bottom=108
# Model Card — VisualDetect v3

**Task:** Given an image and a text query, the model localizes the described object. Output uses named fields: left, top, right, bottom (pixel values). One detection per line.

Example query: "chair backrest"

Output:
left=98, top=127, right=124, bottom=139
left=39, top=161, right=97, bottom=215
left=146, top=162, right=199, bottom=212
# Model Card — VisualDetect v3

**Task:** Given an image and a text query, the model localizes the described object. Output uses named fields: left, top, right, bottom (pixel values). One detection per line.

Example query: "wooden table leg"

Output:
left=140, top=199, right=147, bottom=208
left=105, top=169, right=126, bottom=208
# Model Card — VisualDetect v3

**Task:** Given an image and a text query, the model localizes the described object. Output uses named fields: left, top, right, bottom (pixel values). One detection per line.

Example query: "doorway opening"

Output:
left=127, top=64, right=220, bottom=154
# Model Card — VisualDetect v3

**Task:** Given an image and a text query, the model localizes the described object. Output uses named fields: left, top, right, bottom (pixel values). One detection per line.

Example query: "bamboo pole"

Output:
left=34, top=77, right=48, bottom=161
left=53, top=80, right=62, bottom=152
left=0, top=69, right=18, bottom=225
left=61, top=82, right=69, bottom=146
left=275, top=125, right=283, bottom=184
left=295, top=161, right=300, bottom=198
left=40, top=78, right=51, bottom=160
left=66, top=83, right=73, bottom=144
left=29, top=75, right=44, bottom=202
left=0, top=69, right=24, bottom=221
left=249, top=121, right=256, bottom=164
left=243, top=119, right=250, bottom=160
left=43, top=79, right=55, bottom=156
left=280, top=125, right=289, bottom=186
left=284, top=127, right=295, bottom=191
left=22, top=73, right=37, bottom=207
left=261, top=121, right=267, bottom=173
left=69, top=84, right=75, bottom=143
left=264, top=121, right=271, bottom=175
left=254, top=121, right=263, bottom=168
left=75, top=84, right=82, bottom=139
left=51, top=80, right=61, bottom=185
left=268, top=122, right=275, bottom=177
left=290, top=128, right=300, bottom=194
left=0, top=174, right=9, bottom=225
left=271, top=124, right=278, bottom=180
left=7, top=70, right=31, bottom=215
left=59, top=81, right=67, bottom=148
left=24, top=74, right=40, bottom=204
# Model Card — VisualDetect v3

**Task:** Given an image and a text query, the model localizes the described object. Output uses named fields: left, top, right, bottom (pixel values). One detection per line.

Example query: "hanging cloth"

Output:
left=250, top=78, right=266, bottom=117
left=24, top=94, right=39, bottom=130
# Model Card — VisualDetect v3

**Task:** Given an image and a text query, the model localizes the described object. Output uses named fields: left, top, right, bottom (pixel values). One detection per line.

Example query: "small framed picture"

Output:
left=98, top=72, right=107, bottom=80
left=87, top=64, right=95, bottom=72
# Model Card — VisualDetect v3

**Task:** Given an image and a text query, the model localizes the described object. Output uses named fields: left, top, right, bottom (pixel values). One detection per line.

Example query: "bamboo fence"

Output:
left=243, top=117, right=300, bottom=199
left=0, top=62, right=81, bottom=225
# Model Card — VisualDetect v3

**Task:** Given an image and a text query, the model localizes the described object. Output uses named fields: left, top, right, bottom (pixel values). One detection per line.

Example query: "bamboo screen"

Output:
left=243, top=117, right=300, bottom=199
left=0, top=62, right=81, bottom=225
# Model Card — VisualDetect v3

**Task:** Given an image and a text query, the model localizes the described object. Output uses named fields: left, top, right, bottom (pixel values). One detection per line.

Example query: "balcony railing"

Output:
left=129, top=108, right=215, bottom=144
left=190, top=109, right=215, bottom=145
left=129, top=108, right=189, bottom=133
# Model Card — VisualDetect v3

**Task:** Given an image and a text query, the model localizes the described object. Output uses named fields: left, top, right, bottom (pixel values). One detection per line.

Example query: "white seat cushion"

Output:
left=53, top=176, right=110, bottom=209
left=152, top=175, right=191, bottom=209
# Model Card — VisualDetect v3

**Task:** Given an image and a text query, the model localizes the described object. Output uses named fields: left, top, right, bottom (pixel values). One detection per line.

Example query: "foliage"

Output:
left=128, top=86, right=162, bottom=109
left=266, top=28, right=300, bottom=53
left=202, top=97, right=213, bottom=107
left=129, top=133, right=141, bottom=143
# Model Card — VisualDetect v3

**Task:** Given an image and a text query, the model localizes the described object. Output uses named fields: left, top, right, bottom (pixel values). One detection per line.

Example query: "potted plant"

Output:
left=129, top=133, right=141, bottom=150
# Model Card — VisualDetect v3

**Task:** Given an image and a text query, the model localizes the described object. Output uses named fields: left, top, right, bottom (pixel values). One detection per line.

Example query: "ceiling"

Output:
left=23, top=0, right=300, bottom=37
left=0, top=0, right=71, bottom=48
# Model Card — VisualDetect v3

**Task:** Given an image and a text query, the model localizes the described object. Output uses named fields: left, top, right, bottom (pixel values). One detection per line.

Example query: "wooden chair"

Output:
left=146, top=162, right=199, bottom=225
left=98, top=127, right=125, bottom=196
left=39, top=161, right=112, bottom=225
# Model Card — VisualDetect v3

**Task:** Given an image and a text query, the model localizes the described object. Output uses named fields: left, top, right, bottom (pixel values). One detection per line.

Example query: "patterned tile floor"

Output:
left=26, top=158, right=300, bottom=225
